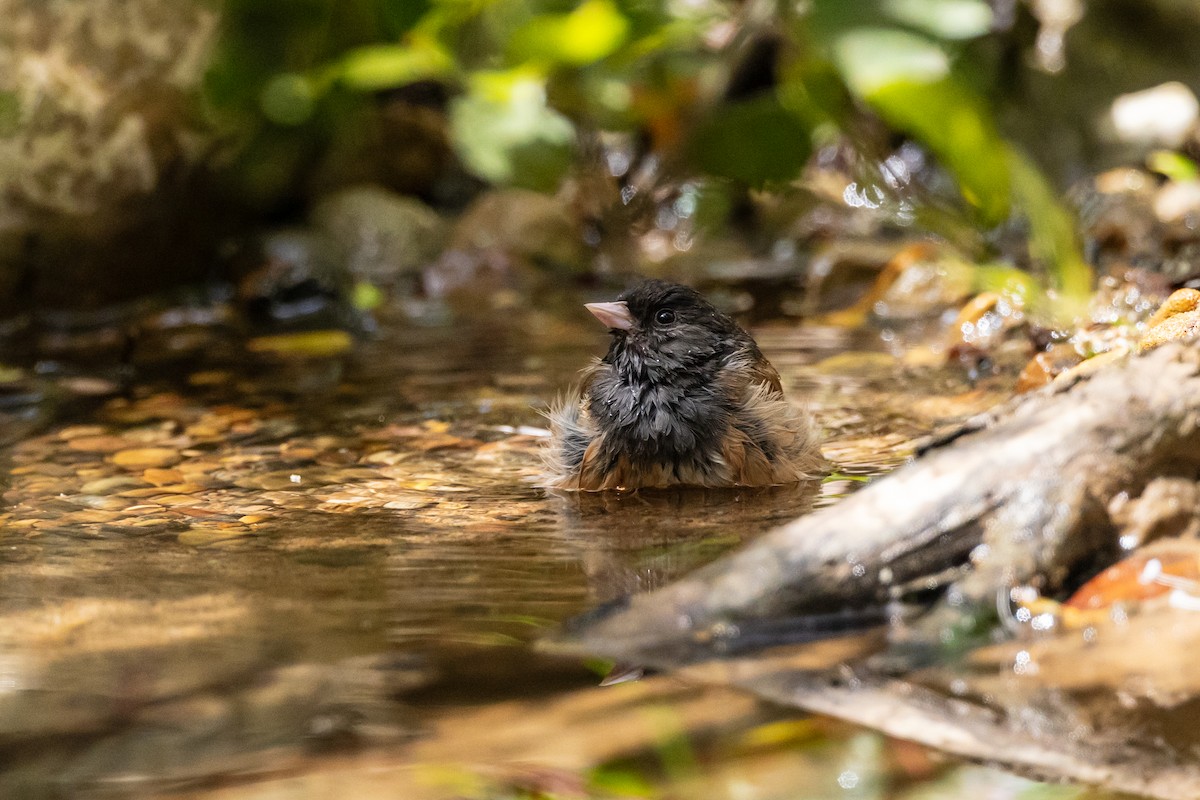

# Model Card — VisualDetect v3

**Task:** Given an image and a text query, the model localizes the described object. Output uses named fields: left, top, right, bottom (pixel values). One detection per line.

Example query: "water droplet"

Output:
left=1013, top=649, right=1037, bottom=675
left=1031, top=613, right=1056, bottom=631
left=1138, top=558, right=1163, bottom=585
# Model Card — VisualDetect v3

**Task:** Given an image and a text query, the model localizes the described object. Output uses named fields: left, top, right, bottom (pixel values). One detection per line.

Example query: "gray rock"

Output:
left=311, top=185, right=447, bottom=286
left=0, top=0, right=221, bottom=308
left=447, top=188, right=587, bottom=275
left=237, top=229, right=355, bottom=330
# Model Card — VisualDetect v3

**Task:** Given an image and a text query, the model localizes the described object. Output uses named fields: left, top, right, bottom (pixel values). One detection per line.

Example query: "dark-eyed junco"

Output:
left=543, top=280, right=825, bottom=490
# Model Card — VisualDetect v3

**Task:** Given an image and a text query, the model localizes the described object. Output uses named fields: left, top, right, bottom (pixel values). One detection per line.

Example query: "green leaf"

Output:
left=246, top=330, right=354, bottom=357
left=973, top=263, right=1041, bottom=302
left=588, top=765, right=657, bottom=796
left=830, top=27, right=1009, bottom=221
left=833, top=27, right=950, bottom=96
left=450, top=70, right=575, bottom=189
left=882, top=0, right=994, bottom=40
left=379, top=0, right=432, bottom=37
left=512, top=0, right=631, bottom=66
left=813, top=0, right=992, bottom=43
left=1148, top=149, right=1200, bottom=182
left=823, top=472, right=871, bottom=483
left=0, top=91, right=20, bottom=136
left=350, top=282, right=384, bottom=311
left=259, top=73, right=315, bottom=126
left=688, top=94, right=811, bottom=187
left=822, top=21, right=1091, bottom=306
left=338, top=40, right=452, bottom=91
left=866, top=76, right=1011, bottom=222
left=1008, top=150, right=1091, bottom=308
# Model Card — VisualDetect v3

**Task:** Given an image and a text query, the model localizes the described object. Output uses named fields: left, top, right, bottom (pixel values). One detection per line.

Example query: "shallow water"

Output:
left=0, top=301, right=1061, bottom=798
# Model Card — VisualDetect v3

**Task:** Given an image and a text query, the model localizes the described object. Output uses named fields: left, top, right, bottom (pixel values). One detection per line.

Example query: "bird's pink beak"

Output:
left=585, top=301, right=634, bottom=331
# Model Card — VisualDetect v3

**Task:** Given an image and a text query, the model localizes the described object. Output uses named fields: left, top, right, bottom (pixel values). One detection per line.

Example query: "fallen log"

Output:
left=690, top=658, right=1200, bottom=800
left=554, top=339, right=1200, bottom=665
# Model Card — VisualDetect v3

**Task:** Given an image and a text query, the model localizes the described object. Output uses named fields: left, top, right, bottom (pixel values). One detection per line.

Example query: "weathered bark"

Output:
left=558, top=339, right=1200, bottom=665
left=689, top=659, right=1200, bottom=800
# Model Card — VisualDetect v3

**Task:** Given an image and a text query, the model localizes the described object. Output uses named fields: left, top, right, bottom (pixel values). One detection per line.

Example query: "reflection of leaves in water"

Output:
left=824, top=471, right=871, bottom=483
left=643, top=704, right=700, bottom=783
left=588, top=763, right=658, bottom=797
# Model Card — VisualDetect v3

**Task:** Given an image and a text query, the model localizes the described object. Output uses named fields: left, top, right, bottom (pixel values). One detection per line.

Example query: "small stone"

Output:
left=11, top=463, right=74, bottom=477
left=909, top=389, right=998, bottom=422
left=311, top=185, right=447, bottom=285
left=178, top=526, right=251, bottom=547
left=1141, top=288, right=1200, bottom=351
left=1154, top=181, right=1200, bottom=224
left=1093, top=168, right=1153, bottom=195
left=154, top=495, right=201, bottom=506
left=185, top=423, right=226, bottom=438
left=1111, top=82, right=1200, bottom=148
left=143, top=468, right=186, bottom=486
left=120, top=487, right=180, bottom=498
left=174, top=506, right=222, bottom=518
left=413, top=433, right=481, bottom=452
left=364, top=450, right=406, bottom=465
left=58, top=376, right=120, bottom=396
left=187, top=371, right=233, bottom=387
left=128, top=517, right=175, bottom=527
left=67, top=435, right=130, bottom=453
left=1015, top=345, right=1084, bottom=393
left=1147, top=288, right=1200, bottom=328
left=382, top=497, right=435, bottom=511
left=111, top=448, right=182, bottom=469
left=1141, top=313, right=1200, bottom=352
left=279, top=444, right=318, bottom=460
left=57, top=425, right=108, bottom=440
left=811, top=351, right=898, bottom=375
left=57, top=509, right=121, bottom=524
left=71, top=496, right=130, bottom=511
left=147, top=483, right=203, bottom=495
left=80, top=476, right=148, bottom=494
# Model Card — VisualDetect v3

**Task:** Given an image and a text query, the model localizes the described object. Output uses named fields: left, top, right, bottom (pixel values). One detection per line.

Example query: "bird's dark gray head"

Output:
left=585, top=280, right=750, bottom=384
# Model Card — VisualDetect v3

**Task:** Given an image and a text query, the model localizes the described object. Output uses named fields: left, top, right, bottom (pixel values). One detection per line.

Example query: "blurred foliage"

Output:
left=204, top=0, right=1091, bottom=302
left=1148, top=149, right=1200, bottom=182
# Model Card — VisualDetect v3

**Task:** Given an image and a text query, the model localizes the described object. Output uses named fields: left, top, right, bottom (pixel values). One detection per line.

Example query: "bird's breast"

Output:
left=589, top=373, right=731, bottom=464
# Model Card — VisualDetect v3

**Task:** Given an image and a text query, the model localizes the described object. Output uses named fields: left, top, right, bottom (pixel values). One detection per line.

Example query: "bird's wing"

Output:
left=750, top=359, right=785, bottom=396
left=723, top=348, right=784, bottom=396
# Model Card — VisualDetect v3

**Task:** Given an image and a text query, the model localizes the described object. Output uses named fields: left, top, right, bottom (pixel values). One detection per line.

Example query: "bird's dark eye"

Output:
left=654, top=309, right=676, bottom=325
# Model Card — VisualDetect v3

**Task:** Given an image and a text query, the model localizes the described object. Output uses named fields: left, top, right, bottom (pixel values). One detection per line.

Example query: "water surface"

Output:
left=0, top=302, right=1032, bottom=798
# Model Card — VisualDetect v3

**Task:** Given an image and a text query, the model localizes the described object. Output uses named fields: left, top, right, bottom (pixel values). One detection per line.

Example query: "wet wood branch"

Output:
left=698, top=661, right=1200, bottom=800
left=557, top=339, right=1200, bottom=664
